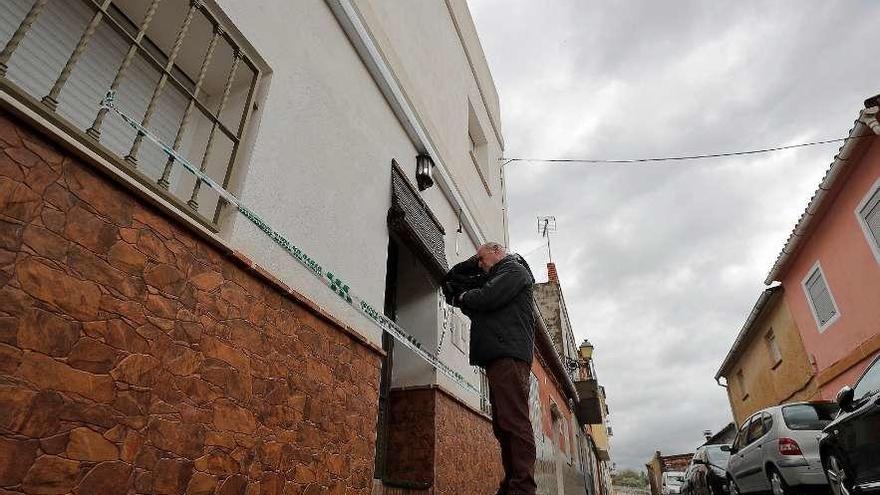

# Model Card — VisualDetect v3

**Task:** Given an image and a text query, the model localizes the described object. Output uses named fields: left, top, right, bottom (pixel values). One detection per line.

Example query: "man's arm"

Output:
left=459, top=263, right=529, bottom=312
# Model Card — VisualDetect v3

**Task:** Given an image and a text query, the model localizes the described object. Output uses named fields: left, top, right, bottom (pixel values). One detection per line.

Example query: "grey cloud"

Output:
left=470, top=0, right=880, bottom=470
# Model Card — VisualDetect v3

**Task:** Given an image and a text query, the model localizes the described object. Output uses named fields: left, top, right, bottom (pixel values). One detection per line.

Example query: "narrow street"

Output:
left=1, top=1, right=879, bottom=495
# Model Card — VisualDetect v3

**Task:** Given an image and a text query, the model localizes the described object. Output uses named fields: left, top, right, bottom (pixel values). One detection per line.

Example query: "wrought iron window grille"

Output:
left=0, top=0, right=263, bottom=228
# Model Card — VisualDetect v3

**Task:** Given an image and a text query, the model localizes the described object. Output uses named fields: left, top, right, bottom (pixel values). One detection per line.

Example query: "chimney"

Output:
left=547, top=262, right=559, bottom=284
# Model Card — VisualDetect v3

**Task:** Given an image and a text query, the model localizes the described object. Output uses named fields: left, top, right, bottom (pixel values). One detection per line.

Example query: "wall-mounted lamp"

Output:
left=416, top=154, right=435, bottom=191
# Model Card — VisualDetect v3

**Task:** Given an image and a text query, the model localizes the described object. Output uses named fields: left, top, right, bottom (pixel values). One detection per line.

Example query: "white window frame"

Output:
left=765, top=329, right=782, bottom=368
left=801, top=261, right=841, bottom=333
left=467, top=100, right=492, bottom=196
left=855, top=176, right=880, bottom=266
left=736, top=369, right=747, bottom=400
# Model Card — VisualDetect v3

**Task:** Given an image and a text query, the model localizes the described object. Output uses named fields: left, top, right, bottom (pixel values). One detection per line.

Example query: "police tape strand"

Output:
left=99, top=91, right=485, bottom=398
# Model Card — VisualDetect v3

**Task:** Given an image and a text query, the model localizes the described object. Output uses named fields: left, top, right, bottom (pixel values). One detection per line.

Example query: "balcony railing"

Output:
left=0, top=0, right=261, bottom=228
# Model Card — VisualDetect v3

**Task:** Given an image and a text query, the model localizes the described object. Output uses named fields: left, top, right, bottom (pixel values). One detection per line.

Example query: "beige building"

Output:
left=715, top=286, right=819, bottom=425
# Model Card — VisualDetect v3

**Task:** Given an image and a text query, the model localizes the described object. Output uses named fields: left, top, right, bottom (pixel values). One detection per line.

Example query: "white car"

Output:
left=725, top=402, right=838, bottom=495
left=663, top=471, right=686, bottom=495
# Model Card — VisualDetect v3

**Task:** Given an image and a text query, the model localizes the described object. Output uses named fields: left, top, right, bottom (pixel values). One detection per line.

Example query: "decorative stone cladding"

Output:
left=433, top=388, right=503, bottom=495
left=385, top=388, right=434, bottom=486
left=0, top=108, right=383, bottom=495
left=384, top=386, right=502, bottom=495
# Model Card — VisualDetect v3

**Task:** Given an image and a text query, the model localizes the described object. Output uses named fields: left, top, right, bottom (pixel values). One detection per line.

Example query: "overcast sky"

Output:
left=469, top=1, right=880, bottom=471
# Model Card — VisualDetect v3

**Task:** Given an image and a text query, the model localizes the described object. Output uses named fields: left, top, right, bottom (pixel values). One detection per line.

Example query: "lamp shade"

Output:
left=415, top=154, right=435, bottom=191
left=578, top=339, right=594, bottom=361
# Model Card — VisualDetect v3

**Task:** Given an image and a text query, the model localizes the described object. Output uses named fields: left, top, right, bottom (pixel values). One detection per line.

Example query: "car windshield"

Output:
left=782, top=403, right=839, bottom=430
left=705, top=446, right=731, bottom=464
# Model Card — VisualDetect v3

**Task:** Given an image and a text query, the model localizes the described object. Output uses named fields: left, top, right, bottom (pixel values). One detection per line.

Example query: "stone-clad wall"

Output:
left=385, top=388, right=434, bottom=486
left=433, top=388, right=502, bottom=495
left=384, top=386, right=501, bottom=495
left=0, top=109, right=382, bottom=495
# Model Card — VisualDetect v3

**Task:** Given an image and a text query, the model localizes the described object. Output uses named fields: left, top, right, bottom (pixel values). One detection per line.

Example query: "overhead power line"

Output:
left=502, top=136, right=862, bottom=166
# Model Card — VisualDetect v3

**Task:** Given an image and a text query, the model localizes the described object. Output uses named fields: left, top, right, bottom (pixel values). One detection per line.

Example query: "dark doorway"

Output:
left=373, top=238, right=399, bottom=479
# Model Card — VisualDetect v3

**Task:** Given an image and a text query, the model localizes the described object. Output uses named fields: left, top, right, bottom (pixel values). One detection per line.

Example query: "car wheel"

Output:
left=825, top=455, right=851, bottom=495
left=768, top=468, right=793, bottom=495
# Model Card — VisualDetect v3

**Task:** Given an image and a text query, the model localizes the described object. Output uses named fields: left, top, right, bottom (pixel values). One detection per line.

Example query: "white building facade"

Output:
left=0, top=0, right=507, bottom=493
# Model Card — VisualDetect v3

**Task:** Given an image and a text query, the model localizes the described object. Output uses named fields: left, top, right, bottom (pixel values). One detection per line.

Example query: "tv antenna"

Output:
left=537, top=215, right=557, bottom=262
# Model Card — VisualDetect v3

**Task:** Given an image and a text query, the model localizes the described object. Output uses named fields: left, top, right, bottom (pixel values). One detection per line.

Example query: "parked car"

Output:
left=819, top=352, right=880, bottom=495
left=724, top=401, right=839, bottom=495
left=684, top=444, right=732, bottom=495
left=662, top=471, right=687, bottom=495
left=681, top=462, right=697, bottom=495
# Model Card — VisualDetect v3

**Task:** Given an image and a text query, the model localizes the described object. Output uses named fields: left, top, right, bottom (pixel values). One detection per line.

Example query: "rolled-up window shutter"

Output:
left=1, top=0, right=186, bottom=182
left=805, top=268, right=837, bottom=326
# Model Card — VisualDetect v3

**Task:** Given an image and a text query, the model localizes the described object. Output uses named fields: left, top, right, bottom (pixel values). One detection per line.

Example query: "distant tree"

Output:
left=613, top=469, right=649, bottom=488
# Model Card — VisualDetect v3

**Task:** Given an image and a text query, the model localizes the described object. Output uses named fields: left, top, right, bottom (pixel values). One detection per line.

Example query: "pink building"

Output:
left=765, top=95, right=880, bottom=398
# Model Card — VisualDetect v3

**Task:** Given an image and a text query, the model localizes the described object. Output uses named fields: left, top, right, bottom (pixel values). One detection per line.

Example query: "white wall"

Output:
left=214, top=0, right=504, bottom=406
left=356, top=0, right=506, bottom=243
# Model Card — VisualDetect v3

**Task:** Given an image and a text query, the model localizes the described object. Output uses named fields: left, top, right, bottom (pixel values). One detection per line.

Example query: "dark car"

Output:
left=684, top=444, right=732, bottom=495
left=819, top=352, right=880, bottom=495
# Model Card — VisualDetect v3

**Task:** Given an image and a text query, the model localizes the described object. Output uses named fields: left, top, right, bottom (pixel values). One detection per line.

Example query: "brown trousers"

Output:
left=487, top=357, right=537, bottom=495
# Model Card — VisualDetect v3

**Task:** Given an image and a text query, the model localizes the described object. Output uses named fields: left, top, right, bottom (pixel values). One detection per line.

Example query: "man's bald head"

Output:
left=476, top=242, right=507, bottom=273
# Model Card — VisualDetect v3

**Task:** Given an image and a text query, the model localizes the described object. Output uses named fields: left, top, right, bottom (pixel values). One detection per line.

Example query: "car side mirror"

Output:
left=692, top=458, right=706, bottom=465
left=836, top=385, right=855, bottom=412
left=719, top=445, right=732, bottom=452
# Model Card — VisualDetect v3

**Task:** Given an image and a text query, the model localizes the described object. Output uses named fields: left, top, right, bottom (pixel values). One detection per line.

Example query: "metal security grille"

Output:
left=805, top=266, right=837, bottom=327
left=860, top=186, right=880, bottom=250
left=0, top=0, right=261, bottom=226
left=479, top=368, right=491, bottom=415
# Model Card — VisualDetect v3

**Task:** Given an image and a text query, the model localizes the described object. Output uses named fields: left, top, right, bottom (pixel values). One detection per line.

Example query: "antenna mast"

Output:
left=537, top=215, right=557, bottom=262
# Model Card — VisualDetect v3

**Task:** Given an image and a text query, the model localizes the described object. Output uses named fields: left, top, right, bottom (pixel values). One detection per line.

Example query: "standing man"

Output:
left=447, top=242, right=537, bottom=495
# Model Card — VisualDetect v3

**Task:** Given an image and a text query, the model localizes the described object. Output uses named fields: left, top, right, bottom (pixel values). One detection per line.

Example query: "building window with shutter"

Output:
left=856, top=178, right=880, bottom=265
left=765, top=329, right=782, bottom=368
left=801, top=262, right=840, bottom=332
left=0, top=0, right=264, bottom=227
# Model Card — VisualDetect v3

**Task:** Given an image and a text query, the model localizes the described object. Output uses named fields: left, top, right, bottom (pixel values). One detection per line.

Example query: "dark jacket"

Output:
left=441, top=256, right=486, bottom=306
left=455, top=254, right=536, bottom=367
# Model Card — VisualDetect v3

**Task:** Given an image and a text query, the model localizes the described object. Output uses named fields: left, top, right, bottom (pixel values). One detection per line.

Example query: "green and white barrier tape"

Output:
left=100, top=91, right=483, bottom=398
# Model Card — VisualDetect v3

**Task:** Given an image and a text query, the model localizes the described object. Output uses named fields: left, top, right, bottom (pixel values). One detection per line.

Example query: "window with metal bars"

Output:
left=857, top=179, right=880, bottom=265
left=0, top=0, right=262, bottom=227
left=479, top=367, right=491, bottom=415
left=450, top=310, right=469, bottom=353
left=802, top=263, right=839, bottom=332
